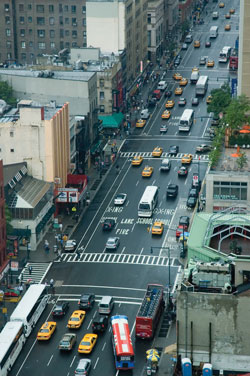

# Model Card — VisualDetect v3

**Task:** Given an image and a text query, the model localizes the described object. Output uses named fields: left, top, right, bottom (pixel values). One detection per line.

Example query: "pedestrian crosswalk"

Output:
left=19, top=262, right=52, bottom=284
left=120, top=151, right=209, bottom=161
left=58, top=252, right=180, bottom=267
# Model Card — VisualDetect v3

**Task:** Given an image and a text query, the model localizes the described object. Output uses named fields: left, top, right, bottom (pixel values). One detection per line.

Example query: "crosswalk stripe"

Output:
left=55, top=253, right=180, bottom=267
left=121, top=151, right=209, bottom=160
left=19, top=262, right=52, bottom=284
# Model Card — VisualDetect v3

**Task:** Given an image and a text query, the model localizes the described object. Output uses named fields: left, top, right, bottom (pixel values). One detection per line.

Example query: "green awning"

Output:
left=98, top=113, right=124, bottom=129
left=91, top=140, right=102, bottom=154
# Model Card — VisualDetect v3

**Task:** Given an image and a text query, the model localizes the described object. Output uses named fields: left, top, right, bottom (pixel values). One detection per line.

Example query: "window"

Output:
left=38, top=42, right=45, bottom=49
left=20, top=16, right=25, bottom=24
left=37, top=30, right=45, bottom=38
left=213, top=181, right=248, bottom=201
left=29, top=41, right=33, bottom=47
left=100, top=105, right=105, bottom=113
left=147, top=30, right=151, bottom=47
left=127, top=4, right=132, bottom=13
left=37, top=17, right=45, bottom=25
left=72, top=18, right=77, bottom=26
left=60, top=41, right=64, bottom=49
left=59, top=16, right=63, bottom=25
left=65, top=30, right=69, bottom=36
left=100, top=79, right=104, bottom=88
left=30, top=53, right=34, bottom=60
left=65, top=42, right=70, bottom=48
left=28, top=16, right=32, bottom=23
left=83, top=31, right=87, bottom=38
left=82, top=6, right=86, bottom=13
left=10, top=149, right=14, bottom=152
left=20, top=29, right=25, bottom=37
left=10, top=131, right=14, bottom=137
left=21, top=53, right=26, bottom=60
left=49, top=5, right=54, bottom=12
left=82, top=18, right=86, bottom=26
left=64, top=5, right=68, bottom=12
left=50, top=42, right=55, bottom=49
left=100, top=91, right=105, bottom=100
left=6, top=41, right=11, bottom=48
left=21, top=41, right=26, bottom=49
left=28, top=4, right=32, bottom=10
left=5, top=16, right=10, bottom=24
left=5, top=4, right=10, bottom=12
left=60, top=29, right=64, bottom=38
left=19, top=4, right=24, bottom=11
left=71, top=5, right=76, bottom=13
left=29, top=29, right=33, bottom=35
left=49, top=17, right=54, bottom=25
left=36, top=5, right=44, bottom=12
left=72, top=42, right=77, bottom=47
left=7, top=53, right=12, bottom=59
left=72, top=30, right=77, bottom=38
left=50, top=30, right=55, bottom=38
left=65, top=18, right=69, bottom=24
left=147, top=14, right=151, bottom=23
left=6, top=29, right=11, bottom=37
left=59, top=4, right=63, bottom=12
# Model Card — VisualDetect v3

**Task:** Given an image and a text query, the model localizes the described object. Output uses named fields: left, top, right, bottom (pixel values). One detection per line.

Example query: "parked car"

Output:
left=179, top=216, right=190, bottom=228
left=187, top=196, right=197, bottom=208
left=182, top=43, right=188, bottom=50
left=189, top=188, right=199, bottom=198
left=78, top=293, right=95, bottom=310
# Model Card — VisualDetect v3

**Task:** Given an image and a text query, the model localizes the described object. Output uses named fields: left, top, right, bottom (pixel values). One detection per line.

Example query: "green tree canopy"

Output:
left=5, top=204, right=13, bottom=236
left=0, top=80, right=16, bottom=106
left=207, top=83, right=232, bottom=116
left=224, top=95, right=250, bottom=130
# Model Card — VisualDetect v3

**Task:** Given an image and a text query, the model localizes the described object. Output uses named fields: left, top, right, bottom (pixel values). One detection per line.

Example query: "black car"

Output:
left=205, top=41, right=211, bottom=48
left=178, top=97, right=186, bottom=106
left=92, top=315, right=108, bottom=333
left=102, top=219, right=115, bottom=231
left=166, top=184, right=179, bottom=198
left=191, top=97, right=199, bottom=106
left=52, top=301, right=69, bottom=317
left=211, top=114, right=220, bottom=126
left=164, top=90, right=172, bottom=98
left=179, top=216, right=190, bottom=228
left=187, top=196, right=197, bottom=208
left=78, top=293, right=95, bottom=310
left=148, top=97, right=157, bottom=107
left=178, top=166, right=188, bottom=176
left=169, top=145, right=179, bottom=156
left=189, top=188, right=199, bottom=198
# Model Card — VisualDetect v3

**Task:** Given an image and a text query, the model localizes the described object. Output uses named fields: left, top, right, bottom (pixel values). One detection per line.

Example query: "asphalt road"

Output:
left=10, top=1, right=239, bottom=375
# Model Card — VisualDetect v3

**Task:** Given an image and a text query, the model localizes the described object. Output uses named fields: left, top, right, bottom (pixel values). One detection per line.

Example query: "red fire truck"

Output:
left=135, top=284, right=164, bottom=339
left=229, top=48, right=238, bottom=71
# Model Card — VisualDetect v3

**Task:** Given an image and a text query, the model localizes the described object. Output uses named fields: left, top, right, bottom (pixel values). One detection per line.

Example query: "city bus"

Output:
left=195, top=75, right=208, bottom=97
left=219, top=46, right=231, bottom=63
left=0, top=321, right=26, bottom=376
left=178, top=109, right=194, bottom=132
left=10, top=284, right=48, bottom=337
left=138, top=186, right=158, bottom=217
left=111, top=315, right=135, bottom=370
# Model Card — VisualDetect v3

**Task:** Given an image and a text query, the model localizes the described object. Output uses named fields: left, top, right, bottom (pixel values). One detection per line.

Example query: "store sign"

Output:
left=10, top=261, right=19, bottom=272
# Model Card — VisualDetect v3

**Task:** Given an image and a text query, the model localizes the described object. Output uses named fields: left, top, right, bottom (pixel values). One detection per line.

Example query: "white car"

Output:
left=106, top=237, right=120, bottom=251
left=114, top=193, right=127, bottom=205
left=64, top=240, right=77, bottom=252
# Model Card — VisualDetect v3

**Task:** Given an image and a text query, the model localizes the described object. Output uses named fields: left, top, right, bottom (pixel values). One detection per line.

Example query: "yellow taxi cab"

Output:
left=165, top=100, right=174, bottom=108
left=67, top=310, right=86, bottom=329
left=207, top=59, right=214, bottom=67
left=175, top=87, right=183, bottom=95
left=78, top=333, right=98, bottom=354
left=136, top=119, right=146, bottom=128
left=229, top=8, right=235, bottom=14
left=206, top=95, right=212, bottom=104
left=161, top=110, right=171, bottom=119
left=194, top=40, right=200, bottom=48
left=180, top=78, right=188, bottom=87
left=225, top=13, right=231, bottom=19
left=37, top=321, right=57, bottom=341
left=173, top=72, right=182, bottom=81
left=132, top=156, right=143, bottom=166
left=192, top=67, right=199, bottom=72
left=225, top=24, right=231, bottom=31
left=152, top=147, right=163, bottom=157
left=181, top=154, right=193, bottom=164
left=152, top=221, right=164, bottom=235
left=219, top=2, right=225, bottom=8
left=142, top=166, right=154, bottom=177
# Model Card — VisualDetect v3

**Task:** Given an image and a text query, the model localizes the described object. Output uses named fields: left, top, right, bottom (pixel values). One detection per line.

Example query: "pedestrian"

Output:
left=19, top=284, right=23, bottom=295
left=59, top=223, right=63, bottom=232
left=28, top=265, right=32, bottom=275
left=63, top=234, right=68, bottom=243
left=50, top=278, right=54, bottom=288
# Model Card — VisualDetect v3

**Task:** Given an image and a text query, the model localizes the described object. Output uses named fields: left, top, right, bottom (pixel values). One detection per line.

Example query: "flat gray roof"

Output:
left=0, top=69, right=95, bottom=82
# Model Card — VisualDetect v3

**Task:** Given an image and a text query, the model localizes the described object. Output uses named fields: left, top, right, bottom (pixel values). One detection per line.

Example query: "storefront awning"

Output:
left=98, top=113, right=124, bottom=129
left=91, top=140, right=102, bottom=154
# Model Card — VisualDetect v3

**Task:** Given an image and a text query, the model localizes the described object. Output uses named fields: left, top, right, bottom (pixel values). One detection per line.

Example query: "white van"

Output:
left=185, top=34, right=193, bottom=43
left=157, top=81, right=167, bottom=91
left=141, top=109, right=150, bottom=119
left=179, top=109, right=194, bottom=132
left=210, top=26, right=218, bottom=38
left=160, top=159, right=171, bottom=172
left=212, top=11, right=218, bottom=19
left=190, top=71, right=199, bottom=84
left=98, top=296, right=114, bottom=315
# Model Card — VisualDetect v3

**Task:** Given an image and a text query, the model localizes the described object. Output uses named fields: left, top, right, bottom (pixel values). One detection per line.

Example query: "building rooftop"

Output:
left=0, top=68, right=95, bottom=82
left=210, top=147, right=250, bottom=174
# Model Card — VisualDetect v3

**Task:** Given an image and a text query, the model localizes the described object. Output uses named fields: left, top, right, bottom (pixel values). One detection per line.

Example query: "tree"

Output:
left=207, top=83, right=232, bottom=115
left=236, top=152, right=247, bottom=170
left=0, top=80, right=16, bottom=106
left=181, top=20, right=190, bottom=36
left=5, top=205, right=13, bottom=236
left=224, top=95, right=250, bottom=131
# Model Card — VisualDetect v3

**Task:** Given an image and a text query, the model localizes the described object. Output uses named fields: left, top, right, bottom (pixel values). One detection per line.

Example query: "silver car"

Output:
left=114, top=193, right=127, bottom=205
left=59, top=333, right=76, bottom=351
left=64, top=239, right=77, bottom=252
left=75, top=359, right=91, bottom=376
left=106, top=237, right=120, bottom=251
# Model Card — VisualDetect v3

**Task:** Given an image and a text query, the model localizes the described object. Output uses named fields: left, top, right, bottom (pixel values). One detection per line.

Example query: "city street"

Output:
left=10, top=1, right=239, bottom=375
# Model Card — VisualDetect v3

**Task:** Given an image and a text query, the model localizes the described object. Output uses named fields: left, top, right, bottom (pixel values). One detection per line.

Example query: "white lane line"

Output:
left=87, top=319, right=93, bottom=330
left=136, top=180, right=139, bottom=186
left=47, top=355, right=53, bottom=366
left=102, top=342, right=106, bottom=351
left=70, top=356, right=76, bottom=368
left=140, top=247, right=144, bottom=255
left=94, top=357, right=99, bottom=369
left=62, top=284, right=146, bottom=292
left=121, top=247, right=126, bottom=254
left=202, top=113, right=212, bottom=138
left=160, top=202, right=178, bottom=257
left=131, top=222, right=136, bottom=232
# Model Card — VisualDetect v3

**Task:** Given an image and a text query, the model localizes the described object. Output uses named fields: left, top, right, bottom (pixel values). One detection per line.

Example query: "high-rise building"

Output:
left=238, top=0, right=249, bottom=98
left=0, top=160, right=7, bottom=273
left=0, top=0, right=87, bottom=65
